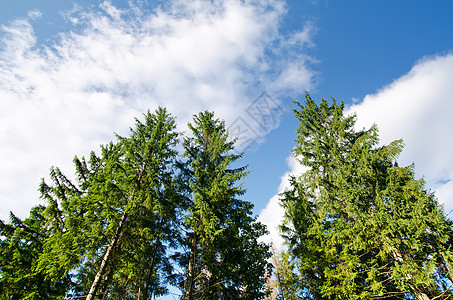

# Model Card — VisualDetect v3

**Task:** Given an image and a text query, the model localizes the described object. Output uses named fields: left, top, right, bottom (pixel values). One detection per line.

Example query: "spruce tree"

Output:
left=0, top=107, right=181, bottom=299
left=1, top=108, right=274, bottom=299
left=102, top=107, right=181, bottom=299
left=83, top=107, right=180, bottom=299
left=179, top=111, right=271, bottom=299
left=265, top=246, right=301, bottom=300
left=0, top=207, right=72, bottom=299
left=281, top=93, right=453, bottom=299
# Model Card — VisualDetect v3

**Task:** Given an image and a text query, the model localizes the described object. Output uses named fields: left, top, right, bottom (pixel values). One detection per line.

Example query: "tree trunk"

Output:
left=143, top=240, right=160, bottom=299
left=386, top=238, right=430, bottom=300
left=414, top=291, right=430, bottom=300
left=439, top=252, right=453, bottom=282
left=86, top=164, right=146, bottom=300
left=184, top=233, right=198, bottom=300
left=86, top=211, right=129, bottom=300
left=269, top=244, right=285, bottom=299
left=98, top=263, right=115, bottom=299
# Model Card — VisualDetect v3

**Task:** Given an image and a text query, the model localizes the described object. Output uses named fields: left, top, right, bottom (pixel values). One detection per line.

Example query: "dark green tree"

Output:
left=81, top=107, right=181, bottom=299
left=281, top=93, right=453, bottom=299
left=179, top=111, right=271, bottom=299
left=0, top=107, right=181, bottom=300
left=0, top=207, right=72, bottom=299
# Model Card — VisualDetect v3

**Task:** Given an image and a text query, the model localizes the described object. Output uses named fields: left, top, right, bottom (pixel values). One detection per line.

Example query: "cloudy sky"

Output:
left=1, top=0, right=453, bottom=253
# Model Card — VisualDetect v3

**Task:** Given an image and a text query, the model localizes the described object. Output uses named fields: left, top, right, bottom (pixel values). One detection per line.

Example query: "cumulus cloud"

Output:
left=0, top=0, right=315, bottom=220
left=259, top=53, right=453, bottom=248
left=348, top=53, right=453, bottom=214
left=258, top=156, right=307, bottom=249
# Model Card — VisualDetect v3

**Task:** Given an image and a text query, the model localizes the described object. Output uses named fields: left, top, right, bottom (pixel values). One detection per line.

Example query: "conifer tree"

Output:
left=179, top=111, right=271, bottom=299
left=103, top=107, right=181, bottom=299
left=265, top=246, right=301, bottom=300
left=83, top=107, right=180, bottom=299
left=0, top=207, right=72, bottom=299
left=0, top=108, right=275, bottom=299
left=281, top=93, right=453, bottom=299
left=0, top=107, right=180, bottom=299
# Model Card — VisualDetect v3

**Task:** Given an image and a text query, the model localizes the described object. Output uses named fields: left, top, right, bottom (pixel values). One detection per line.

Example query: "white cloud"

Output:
left=259, top=53, right=453, bottom=249
left=258, top=156, right=307, bottom=249
left=348, top=53, right=453, bottom=214
left=0, top=0, right=315, bottom=221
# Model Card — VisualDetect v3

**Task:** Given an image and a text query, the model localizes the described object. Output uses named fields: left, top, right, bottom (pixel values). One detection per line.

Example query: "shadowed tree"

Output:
left=0, top=207, right=72, bottom=299
left=264, top=245, right=301, bottom=300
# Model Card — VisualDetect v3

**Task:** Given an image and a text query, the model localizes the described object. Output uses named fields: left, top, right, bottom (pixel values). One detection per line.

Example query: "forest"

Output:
left=1, top=94, right=452, bottom=300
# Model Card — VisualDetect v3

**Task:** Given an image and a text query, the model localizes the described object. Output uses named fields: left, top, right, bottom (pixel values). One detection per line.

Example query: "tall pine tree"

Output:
left=83, top=107, right=180, bottom=299
left=0, top=107, right=181, bottom=299
left=0, top=207, right=72, bottom=299
left=179, top=111, right=271, bottom=299
left=281, top=93, right=453, bottom=299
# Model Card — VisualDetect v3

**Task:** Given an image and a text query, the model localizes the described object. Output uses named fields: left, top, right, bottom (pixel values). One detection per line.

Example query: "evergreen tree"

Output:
left=102, top=107, right=181, bottom=299
left=0, top=207, right=72, bottom=299
left=0, top=107, right=180, bottom=299
left=281, top=93, right=453, bottom=299
left=265, top=245, right=301, bottom=300
left=179, top=111, right=271, bottom=299
left=82, top=107, right=180, bottom=299
left=0, top=108, right=275, bottom=299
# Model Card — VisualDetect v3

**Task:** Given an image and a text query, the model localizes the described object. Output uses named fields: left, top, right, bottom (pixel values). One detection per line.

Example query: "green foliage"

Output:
left=102, top=107, right=181, bottom=299
left=0, top=207, right=71, bottom=299
left=179, top=111, right=271, bottom=299
left=4, top=94, right=452, bottom=299
left=265, top=246, right=301, bottom=300
left=0, top=107, right=271, bottom=299
left=0, top=107, right=182, bottom=299
left=281, top=93, right=453, bottom=299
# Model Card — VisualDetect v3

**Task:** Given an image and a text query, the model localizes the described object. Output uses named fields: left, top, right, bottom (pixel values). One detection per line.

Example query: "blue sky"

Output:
left=1, top=0, right=453, bottom=266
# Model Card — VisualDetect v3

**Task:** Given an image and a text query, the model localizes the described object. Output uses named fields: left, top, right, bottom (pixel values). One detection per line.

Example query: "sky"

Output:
left=1, top=0, right=453, bottom=277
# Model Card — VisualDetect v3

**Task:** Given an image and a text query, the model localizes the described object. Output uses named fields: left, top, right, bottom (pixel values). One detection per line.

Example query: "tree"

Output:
left=1, top=108, right=274, bottom=299
left=264, top=245, right=301, bottom=300
left=0, top=107, right=181, bottom=299
left=82, top=107, right=180, bottom=299
left=0, top=207, right=72, bottom=299
left=179, top=111, right=271, bottom=299
left=281, top=93, right=453, bottom=299
left=101, top=107, right=181, bottom=299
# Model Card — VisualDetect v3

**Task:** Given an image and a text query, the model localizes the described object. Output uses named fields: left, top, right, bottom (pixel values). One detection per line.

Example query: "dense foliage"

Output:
left=2, top=95, right=453, bottom=299
left=178, top=111, right=271, bottom=299
left=280, top=93, right=453, bottom=299
left=0, top=108, right=269, bottom=299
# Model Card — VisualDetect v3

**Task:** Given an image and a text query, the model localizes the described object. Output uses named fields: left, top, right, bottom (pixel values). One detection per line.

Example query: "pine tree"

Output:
left=0, top=107, right=181, bottom=299
left=179, top=111, right=271, bottom=299
left=265, top=245, right=301, bottom=300
left=83, top=107, right=180, bottom=299
left=0, top=207, right=72, bottom=299
left=281, top=93, right=453, bottom=299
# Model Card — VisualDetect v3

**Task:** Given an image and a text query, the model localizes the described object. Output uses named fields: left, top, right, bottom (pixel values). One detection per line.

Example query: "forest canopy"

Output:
left=1, top=95, right=452, bottom=300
